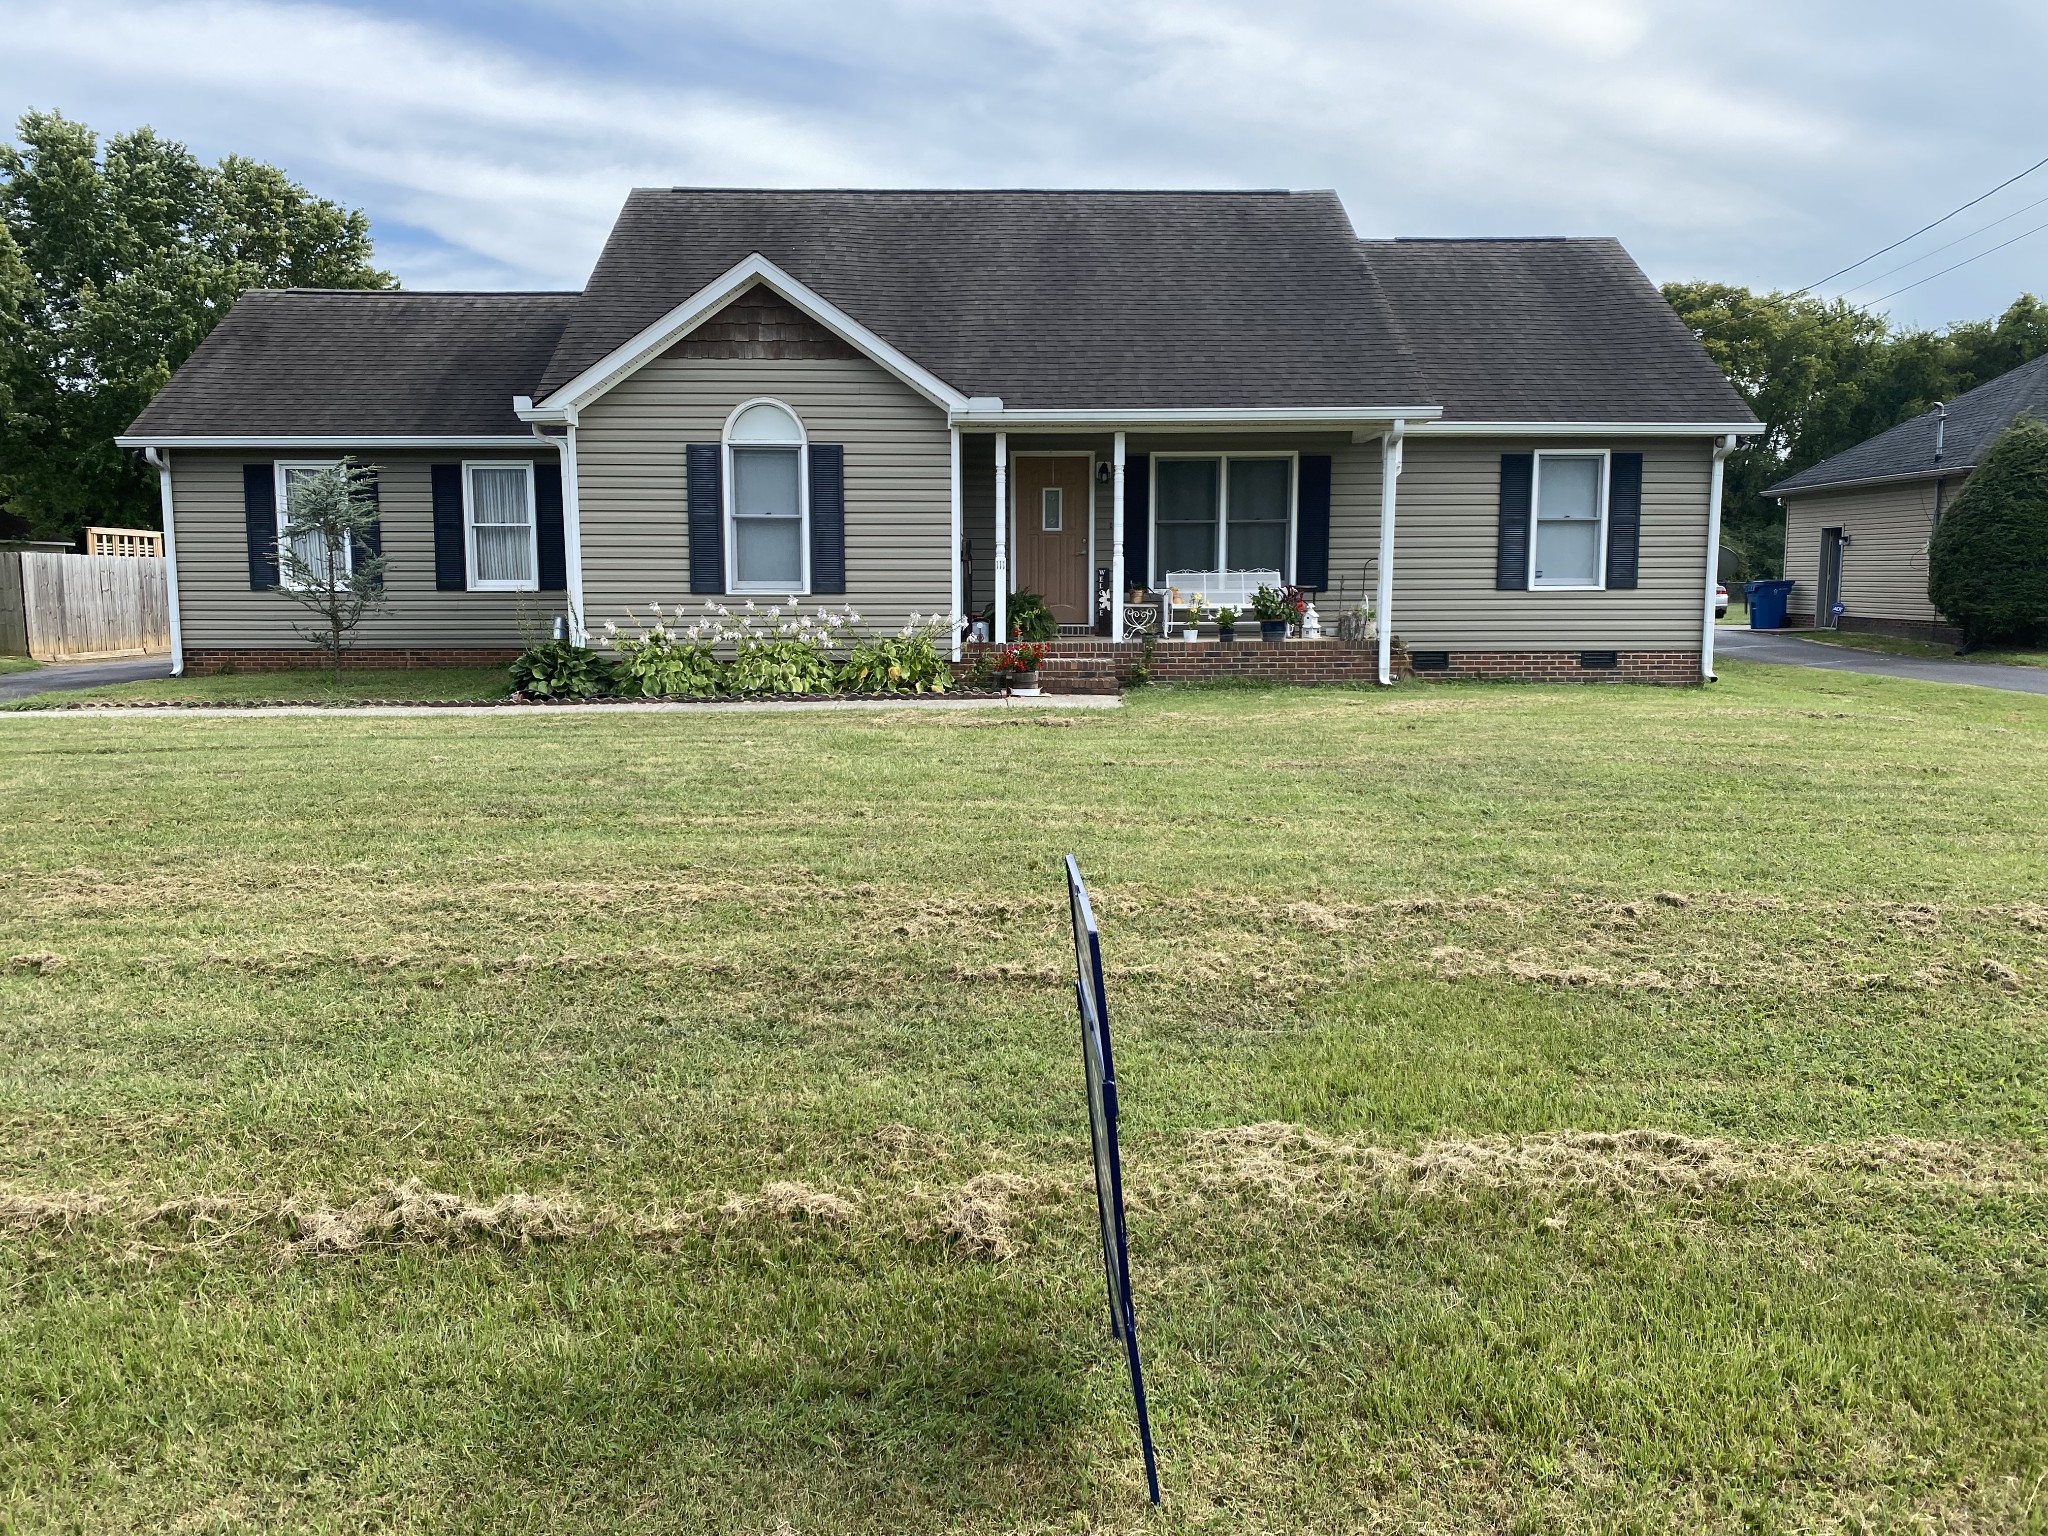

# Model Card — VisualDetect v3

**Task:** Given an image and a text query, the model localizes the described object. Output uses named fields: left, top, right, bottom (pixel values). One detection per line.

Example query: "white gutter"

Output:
left=950, top=405, right=1441, bottom=429
left=1405, top=421, right=1761, bottom=438
left=115, top=435, right=539, bottom=450
left=142, top=447, right=184, bottom=676
left=525, top=404, right=587, bottom=645
left=1701, top=433, right=1736, bottom=682
left=1376, top=420, right=1403, bottom=686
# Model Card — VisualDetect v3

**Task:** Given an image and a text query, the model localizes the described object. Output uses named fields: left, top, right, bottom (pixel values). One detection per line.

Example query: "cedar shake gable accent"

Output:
left=665, top=284, right=862, bottom=361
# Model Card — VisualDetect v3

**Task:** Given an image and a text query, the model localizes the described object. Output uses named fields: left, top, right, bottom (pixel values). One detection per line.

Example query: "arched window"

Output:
left=724, top=398, right=807, bottom=593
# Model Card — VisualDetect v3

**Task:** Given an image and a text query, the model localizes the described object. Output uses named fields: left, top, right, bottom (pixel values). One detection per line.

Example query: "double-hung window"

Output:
left=464, top=461, right=538, bottom=591
left=275, top=461, right=348, bottom=588
left=1150, top=453, right=1295, bottom=584
left=724, top=398, right=808, bottom=593
left=1530, top=451, right=1608, bottom=590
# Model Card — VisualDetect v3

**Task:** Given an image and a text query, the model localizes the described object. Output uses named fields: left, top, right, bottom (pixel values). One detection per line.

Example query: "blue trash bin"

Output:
left=1744, top=578, right=1795, bottom=630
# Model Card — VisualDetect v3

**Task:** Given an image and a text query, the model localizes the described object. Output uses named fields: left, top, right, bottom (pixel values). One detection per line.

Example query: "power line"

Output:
left=1862, top=215, right=2048, bottom=307
left=1839, top=190, right=2048, bottom=298
left=1802, top=151, right=2048, bottom=291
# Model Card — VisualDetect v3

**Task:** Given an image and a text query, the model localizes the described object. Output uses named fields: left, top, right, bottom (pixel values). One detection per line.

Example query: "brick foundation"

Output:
left=182, top=648, right=523, bottom=674
left=961, top=638, right=1701, bottom=690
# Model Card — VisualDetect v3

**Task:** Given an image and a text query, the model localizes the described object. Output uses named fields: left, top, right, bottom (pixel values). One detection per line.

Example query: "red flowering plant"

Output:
left=990, top=640, right=1049, bottom=674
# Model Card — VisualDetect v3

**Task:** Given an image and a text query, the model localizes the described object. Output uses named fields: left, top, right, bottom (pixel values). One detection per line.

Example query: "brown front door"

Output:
left=1011, top=455, right=1092, bottom=624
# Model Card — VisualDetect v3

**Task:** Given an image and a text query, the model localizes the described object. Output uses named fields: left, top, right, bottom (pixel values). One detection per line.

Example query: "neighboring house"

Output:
left=1768, top=351, right=2048, bottom=641
left=119, top=190, right=1759, bottom=683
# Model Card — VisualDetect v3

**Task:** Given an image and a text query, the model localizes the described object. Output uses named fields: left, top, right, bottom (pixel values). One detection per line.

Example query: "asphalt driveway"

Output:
left=1715, top=629, right=2048, bottom=696
left=0, top=655, right=173, bottom=702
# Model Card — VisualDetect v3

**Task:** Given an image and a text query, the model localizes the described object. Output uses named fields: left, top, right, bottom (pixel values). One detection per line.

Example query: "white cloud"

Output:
left=3, top=0, right=2044, bottom=325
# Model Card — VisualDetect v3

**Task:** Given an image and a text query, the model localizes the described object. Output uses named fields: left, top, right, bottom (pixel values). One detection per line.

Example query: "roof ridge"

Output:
left=639, top=186, right=1305, bottom=197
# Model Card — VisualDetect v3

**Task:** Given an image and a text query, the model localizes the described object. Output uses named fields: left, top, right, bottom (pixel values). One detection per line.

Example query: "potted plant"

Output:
left=1180, top=591, right=1206, bottom=642
left=1252, top=584, right=1292, bottom=642
left=1215, top=606, right=1239, bottom=643
left=992, top=640, right=1049, bottom=695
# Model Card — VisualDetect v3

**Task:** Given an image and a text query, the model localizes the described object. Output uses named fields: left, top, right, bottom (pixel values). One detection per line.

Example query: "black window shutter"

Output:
left=243, top=464, right=279, bottom=589
left=352, top=473, right=384, bottom=590
left=808, top=444, right=846, bottom=594
left=535, top=462, right=566, bottom=591
left=1606, top=452, right=1643, bottom=590
left=1496, top=454, right=1533, bottom=591
left=1125, top=455, right=1149, bottom=588
left=687, top=443, right=724, bottom=595
left=1296, top=454, right=1332, bottom=588
left=431, top=464, right=467, bottom=591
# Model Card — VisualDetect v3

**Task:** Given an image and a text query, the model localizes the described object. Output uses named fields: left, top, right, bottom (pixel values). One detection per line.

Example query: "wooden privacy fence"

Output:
left=2, top=551, right=171, bottom=661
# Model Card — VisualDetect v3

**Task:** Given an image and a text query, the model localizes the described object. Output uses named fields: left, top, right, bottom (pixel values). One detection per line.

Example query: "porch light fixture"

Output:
left=1097, top=461, right=1111, bottom=484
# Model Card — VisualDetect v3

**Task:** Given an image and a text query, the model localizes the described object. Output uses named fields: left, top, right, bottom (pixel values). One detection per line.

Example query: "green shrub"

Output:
left=727, top=637, right=836, bottom=694
left=1929, top=417, right=2048, bottom=646
left=839, top=618, right=953, bottom=693
left=981, top=589, right=1058, bottom=642
left=510, top=642, right=615, bottom=699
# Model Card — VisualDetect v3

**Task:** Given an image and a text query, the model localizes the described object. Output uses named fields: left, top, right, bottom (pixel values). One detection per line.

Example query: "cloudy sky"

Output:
left=5, top=0, right=2043, bottom=328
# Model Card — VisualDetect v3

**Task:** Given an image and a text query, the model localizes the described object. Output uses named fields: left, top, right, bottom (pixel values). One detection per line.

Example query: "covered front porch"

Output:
left=947, top=419, right=1409, bottom=677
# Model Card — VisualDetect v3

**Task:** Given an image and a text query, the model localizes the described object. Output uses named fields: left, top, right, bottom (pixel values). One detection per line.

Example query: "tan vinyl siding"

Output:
left=1389, top=438, right=1710, bottom=650
left=1781, top=478, right=1951, bottom=624
left=166, top=449, right=563, bottom=650
left=575, top=355, right=952, bottom=636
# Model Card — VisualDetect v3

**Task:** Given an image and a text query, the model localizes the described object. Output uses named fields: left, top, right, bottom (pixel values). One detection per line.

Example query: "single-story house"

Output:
left=119, top=189, right=1759, bottom=684
left=1768, top=351, right=2048, bottom=641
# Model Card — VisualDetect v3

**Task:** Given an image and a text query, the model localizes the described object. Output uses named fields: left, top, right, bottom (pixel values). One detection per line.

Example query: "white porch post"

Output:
left=993, top=431, right=1009, bottom=642
left=949, top=425, right=963, bottom=661
left=1701, top=433, right=1736, bottom=681
left=1111, top=431, right=1127, bottom=642
left=1375, top=420, right=1404, bottom=686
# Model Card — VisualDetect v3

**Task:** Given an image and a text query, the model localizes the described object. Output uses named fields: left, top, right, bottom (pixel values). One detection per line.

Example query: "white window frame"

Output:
left=274, top=460, right=349, bottom=591
left=462, top=459, right=540, bottom=593
left=722, top=396, right=810, bottom=596
left=1529, top=449, right=1611, bottom=592
left=1146, top=451, right=1298, bottom=587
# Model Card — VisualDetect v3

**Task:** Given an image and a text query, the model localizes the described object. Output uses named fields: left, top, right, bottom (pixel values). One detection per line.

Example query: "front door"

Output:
left=1011, top=455, right=1092, bottom=625
left=1817, top=527, right=1844, bottom=628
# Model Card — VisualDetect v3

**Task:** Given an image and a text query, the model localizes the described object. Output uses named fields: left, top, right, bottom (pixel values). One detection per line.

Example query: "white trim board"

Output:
left=1406, top=421, right=1761, bottom=438
left=955, top=406, right=1440, bottom=429
left=530, top=252, right=970, bottom=417
left=116, top=435, right=544, bottom=449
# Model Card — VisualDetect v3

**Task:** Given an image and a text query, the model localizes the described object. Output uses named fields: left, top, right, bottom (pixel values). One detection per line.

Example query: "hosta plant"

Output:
left=510, top=641, right=615, bottom=700
left=839, top=615, right=953, bottom=694
left=605, top=605, right=724, bottom=696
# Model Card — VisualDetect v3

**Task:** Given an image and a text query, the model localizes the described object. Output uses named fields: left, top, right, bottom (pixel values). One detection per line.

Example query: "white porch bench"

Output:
left=1161, top=570, right=1284, bottom=616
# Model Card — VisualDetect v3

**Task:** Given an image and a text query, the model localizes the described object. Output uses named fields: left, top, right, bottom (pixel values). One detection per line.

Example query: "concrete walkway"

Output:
left=0, top=655, right=172, bottom=702
left=4, top=692, right=1123, bottom=719
left=1715, top=629, right=2048, bottom=696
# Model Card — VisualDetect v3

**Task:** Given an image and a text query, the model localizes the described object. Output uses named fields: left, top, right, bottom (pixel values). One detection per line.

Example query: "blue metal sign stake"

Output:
left=1066, top=854, right=1160, bottom=1506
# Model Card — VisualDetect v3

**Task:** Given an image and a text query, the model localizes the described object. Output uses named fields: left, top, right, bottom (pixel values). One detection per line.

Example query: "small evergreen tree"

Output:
left=276, top=459, right=386, bottom=678
left=1928, top=417, right=2048, bottom=648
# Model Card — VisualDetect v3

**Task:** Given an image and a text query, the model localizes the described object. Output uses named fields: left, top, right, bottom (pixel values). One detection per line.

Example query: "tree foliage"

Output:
left=1661, top=283, right=2048, bottom=579
left=1927, top=417, right=2048, bottom=646
left=275, top=459, right=388, bottom=678
left=0, top=111, right=390, bottom=541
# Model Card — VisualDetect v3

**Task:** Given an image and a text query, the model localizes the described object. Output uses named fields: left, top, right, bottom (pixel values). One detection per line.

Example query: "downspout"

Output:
left=949, top=426, right=963, bottom=661
left=1375, top=420, right=1404, bottom=685
left=143, top=447, right=184, bottom=675
left=1700, top=433, right=1737, bottom=681
left=531, top=410, right=587, bottom=644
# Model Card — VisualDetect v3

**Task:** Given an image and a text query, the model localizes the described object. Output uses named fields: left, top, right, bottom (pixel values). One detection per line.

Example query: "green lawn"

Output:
left=2, top=665, right=514, bottom=709
left=0, top=655, right=42, bottom=677
left=2, top=666, right=2045, bottom=1533
left=1778, top=628, right=2048, bottom=669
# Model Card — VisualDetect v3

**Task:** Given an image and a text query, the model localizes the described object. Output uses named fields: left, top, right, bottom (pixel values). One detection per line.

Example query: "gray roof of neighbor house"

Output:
left=124, top=290, right=575, bottom=438
left=535, top=188, right=1423, bottom=409
left=1768, top=350, right=2048, bottom=496
left=1356, top=237, right=1758, bottom=425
